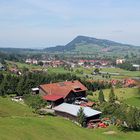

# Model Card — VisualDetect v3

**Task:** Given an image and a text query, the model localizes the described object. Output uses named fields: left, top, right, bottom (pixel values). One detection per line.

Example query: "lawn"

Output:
left=99, top=67, right=140, bottom=77
left=6, top=60, right=42, bottom=70
left=0, top=97, right=34, bottom=117
left=124, top=97, right=140, bottom=108
left=0, top=97, right=140, bottom=140
left=47, top=67, right=71, bottom=74
left=1, top=116, right=140, bottom=140
left=74, top=67, right=140, bottom=80
left=88, top=88, right=140, bottom=107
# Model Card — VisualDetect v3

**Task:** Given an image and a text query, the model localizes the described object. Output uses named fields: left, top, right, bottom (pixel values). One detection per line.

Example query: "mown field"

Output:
left=88, top=88, right=140, bottom=107
left=0, top=97, right=33, bottom=117
left=0, top=97, right=140, bottom=140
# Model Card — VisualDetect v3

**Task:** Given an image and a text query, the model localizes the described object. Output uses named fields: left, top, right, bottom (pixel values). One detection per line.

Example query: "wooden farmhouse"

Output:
left=39, top=80, right=87, bottom=107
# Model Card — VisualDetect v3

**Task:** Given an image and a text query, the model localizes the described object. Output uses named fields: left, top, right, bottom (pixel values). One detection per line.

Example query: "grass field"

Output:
left=47, top=67, right=71, bottom=74
left=6, top=60, right=42, bottom=70
left=100, top=67, right=140, bottom=77
left=5, top=61, right=140, bottom=80
left=0, top=97, right=34, bottom=117
left=1, top=116, right=140, bottom=140
left=1, top=96, right=140, bottom=140
left=124, top=97, right=140, bottom=108
left=88, top=88, right=140, bottom=107
left=74, top=67, right=140, bottom=80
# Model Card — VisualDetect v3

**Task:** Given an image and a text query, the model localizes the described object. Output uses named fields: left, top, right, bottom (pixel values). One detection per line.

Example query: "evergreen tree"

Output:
left=0, top=73, right=4, bottom=84
left=16, top=76, right=27, bottom=96
left=109, top=86, right=115, bottom=103
left=126, top=107, right=140, bottom=130
left=0, top=76, right=9, bottom=96
left=98, top=89, right=105, bottom=104
left=77, top=107, right=86, bottom=127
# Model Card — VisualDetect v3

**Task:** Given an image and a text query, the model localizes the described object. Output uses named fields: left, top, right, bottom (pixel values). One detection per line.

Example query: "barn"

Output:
left=53, top=103, right=102, bottom=123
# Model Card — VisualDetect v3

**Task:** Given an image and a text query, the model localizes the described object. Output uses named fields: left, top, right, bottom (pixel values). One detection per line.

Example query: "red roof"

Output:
left=40, top=80, right=87, bottom=98
left=43, top=95, right=63, bottom=101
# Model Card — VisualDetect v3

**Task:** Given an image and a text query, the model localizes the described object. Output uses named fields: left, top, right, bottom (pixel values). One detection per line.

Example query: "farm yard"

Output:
left=0, top=97, right=140, bottom=140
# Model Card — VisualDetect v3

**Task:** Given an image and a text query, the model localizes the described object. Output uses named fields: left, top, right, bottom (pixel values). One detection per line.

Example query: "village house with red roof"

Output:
left=39, top=80, right=87, bottom=107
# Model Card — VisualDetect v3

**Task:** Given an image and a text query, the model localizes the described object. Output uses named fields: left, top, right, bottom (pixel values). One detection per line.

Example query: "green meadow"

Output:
left=0, top=97, right=140, bottom=140
left=88, top=88, right=140, bottom=108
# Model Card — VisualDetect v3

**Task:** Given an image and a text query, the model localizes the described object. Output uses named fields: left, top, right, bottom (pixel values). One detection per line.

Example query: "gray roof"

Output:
left=31, top=87, right=39, bottom=91
left=53, top=103, right=101, bottom=117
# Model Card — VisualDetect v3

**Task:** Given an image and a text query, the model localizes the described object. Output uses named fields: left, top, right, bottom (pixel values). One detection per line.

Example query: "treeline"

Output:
left=0, top=72, right=111, bottom=96
left=0, top=51, right=26, bottom=62
left=0, top=72, right=78, bottom=96
left=117, top=61, right=136, bottom=71
left=82, top=80, right=111, bottom=92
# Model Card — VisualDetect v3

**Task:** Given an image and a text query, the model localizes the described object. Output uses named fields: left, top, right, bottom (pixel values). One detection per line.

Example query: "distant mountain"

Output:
left=44, top=35, right=139, bottom=54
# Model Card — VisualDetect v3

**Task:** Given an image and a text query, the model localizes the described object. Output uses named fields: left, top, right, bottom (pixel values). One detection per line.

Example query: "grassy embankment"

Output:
left=0, top=97, right=140, bottom=140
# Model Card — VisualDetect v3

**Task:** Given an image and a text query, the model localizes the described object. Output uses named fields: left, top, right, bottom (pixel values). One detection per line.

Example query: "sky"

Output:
left=0, top=0, right=140, bottom=48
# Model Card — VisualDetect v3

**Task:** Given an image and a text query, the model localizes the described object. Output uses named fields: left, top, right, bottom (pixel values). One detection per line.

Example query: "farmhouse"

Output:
left=39, top=80, right=87, bottom=107
left=116, top=58, right=125, bottom=64
left=53, top=103, right=101, bottom=123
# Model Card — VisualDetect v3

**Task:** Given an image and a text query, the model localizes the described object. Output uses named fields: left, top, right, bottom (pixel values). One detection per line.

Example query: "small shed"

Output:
left=53, top=103, right=101, bottom=122
left=31, top=88, right=39, bottom=95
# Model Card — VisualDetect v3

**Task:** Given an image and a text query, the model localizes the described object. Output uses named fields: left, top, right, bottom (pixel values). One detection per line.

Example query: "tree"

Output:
left=109, top=86, right=116, bottom=103
left=94, top=68, right=99, bottom=74
left=77, top=107, right=86, bottom=127
left=125, top=106, right=140, bottom=130
left=16, top=76, right=27, bottom=95
left=24, top=94, right=47, bottom=111
left=38, top=61, right=43, bottom=66
left=98, top=89, right=105, bottom=104
left=0, top=73, right=4, bottom=84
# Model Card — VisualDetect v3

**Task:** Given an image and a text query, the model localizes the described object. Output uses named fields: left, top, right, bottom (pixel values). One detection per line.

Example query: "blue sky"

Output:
left=0, top=0, right=140, bottom=48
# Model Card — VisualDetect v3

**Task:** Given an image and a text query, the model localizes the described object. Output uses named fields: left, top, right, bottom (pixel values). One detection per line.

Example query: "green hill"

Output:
left=0, top=97, right=33, bottom=117
left=0, top=97, right=140, bottom=140
left=44, top=36, right=140, bottom=55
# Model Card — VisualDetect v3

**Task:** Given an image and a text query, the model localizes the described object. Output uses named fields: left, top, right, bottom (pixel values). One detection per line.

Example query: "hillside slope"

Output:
left=0, top=97, right=140, bottom=140
left=44, top=35, right=139, bottom=54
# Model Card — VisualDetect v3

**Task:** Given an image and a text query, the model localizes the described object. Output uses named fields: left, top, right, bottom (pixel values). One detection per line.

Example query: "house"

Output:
left=53, top=103, right=102, bottom=123
left=132, top=64, right=140, bottom=71
left=9, top=68, right=21, bottom=75
left=39, top=80, right=87, bottom=107
left=123, top=79, right=136, bottom=87
left=31, top=87, right=39, bottom=95
left=116, top=59, right=125, bottom=64
left=25, top=58, right=38, bottom=64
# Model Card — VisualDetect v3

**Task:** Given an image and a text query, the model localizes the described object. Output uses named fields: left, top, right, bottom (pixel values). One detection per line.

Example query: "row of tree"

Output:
left=0, top=72, right=79, bottom=96
left=0, top=71, right=112, bottom=96
left=117, top=61, right=136, bottom=71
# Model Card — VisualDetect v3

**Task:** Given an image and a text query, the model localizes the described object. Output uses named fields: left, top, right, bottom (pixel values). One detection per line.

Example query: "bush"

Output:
left=24, top=94, right=47, bottom=111
left=86, top=90, right=93, bottom=96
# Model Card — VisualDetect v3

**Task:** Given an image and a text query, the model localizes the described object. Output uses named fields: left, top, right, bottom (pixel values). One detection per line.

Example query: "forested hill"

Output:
left=44, top=35, right=140, bottom=53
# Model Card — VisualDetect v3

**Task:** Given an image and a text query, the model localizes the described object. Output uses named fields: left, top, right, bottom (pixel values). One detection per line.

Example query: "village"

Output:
left=0, top=48, right=140, bottom=139
left=1, top=0, right=140, bottom=139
